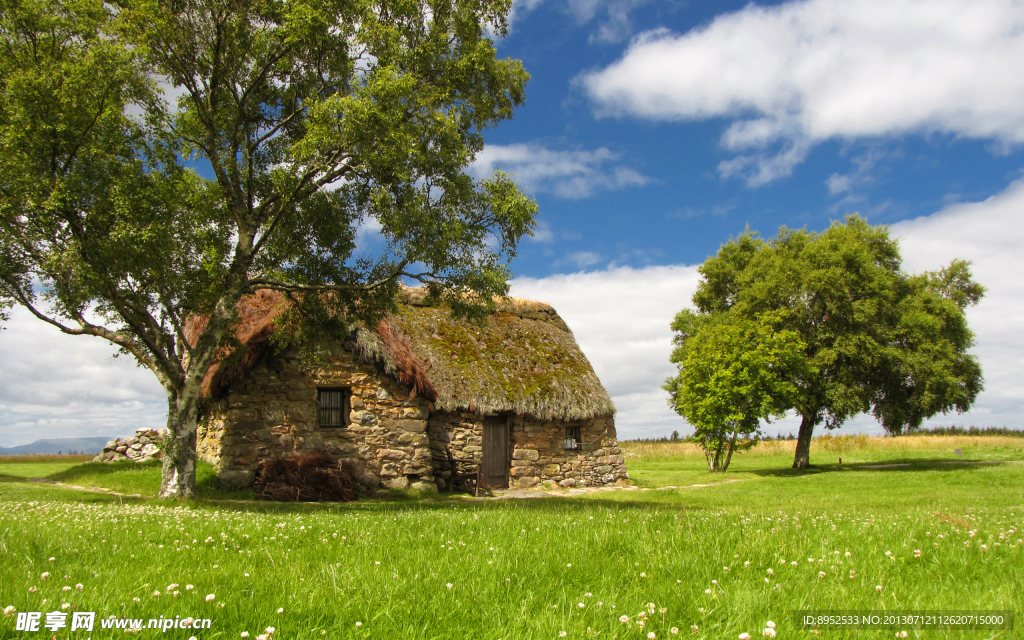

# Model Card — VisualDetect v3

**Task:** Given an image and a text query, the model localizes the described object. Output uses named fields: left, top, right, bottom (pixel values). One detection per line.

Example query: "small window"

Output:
left=318, top=388, right=351, bottom=427
left=563, top=426, right=581, bottom=451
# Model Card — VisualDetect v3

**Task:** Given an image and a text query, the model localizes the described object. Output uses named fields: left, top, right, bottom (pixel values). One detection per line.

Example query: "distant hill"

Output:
left=0, top=437, right=114, bottom=455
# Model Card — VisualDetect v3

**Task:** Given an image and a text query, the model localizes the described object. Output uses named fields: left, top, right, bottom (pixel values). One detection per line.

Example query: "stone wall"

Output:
left=200, top=344, right=628, bottom=492
left=92, top=429, right=165, bottom=463
left=198, top=345, right=435, bottom=491
left=431, top=412, right=627, bottom=489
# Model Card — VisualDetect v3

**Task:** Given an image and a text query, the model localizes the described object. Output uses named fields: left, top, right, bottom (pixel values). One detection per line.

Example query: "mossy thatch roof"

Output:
left=387, top=288, right=614, bottom=420
left=190, top=288, right=615, bottom=421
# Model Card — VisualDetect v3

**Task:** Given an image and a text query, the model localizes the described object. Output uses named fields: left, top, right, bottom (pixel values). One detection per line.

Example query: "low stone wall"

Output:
left=92, top=429, right=165, bottom=463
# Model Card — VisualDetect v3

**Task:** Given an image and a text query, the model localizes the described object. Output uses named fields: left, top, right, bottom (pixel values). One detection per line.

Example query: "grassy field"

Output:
left=0, top=435, right=1021, bottom=639
left=0, top=454, right=93, bottom=481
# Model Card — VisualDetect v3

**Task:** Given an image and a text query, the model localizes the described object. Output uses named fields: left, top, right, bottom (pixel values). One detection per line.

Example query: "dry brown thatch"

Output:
left=188, top=287, right=614, bottom=421
left=359, top=320, right=436, bottom=400
left=185, top=290, right=438, bottom=402
left=252, top=451, right=358, bottom=501
left=184, top=290, right=287, bottom=399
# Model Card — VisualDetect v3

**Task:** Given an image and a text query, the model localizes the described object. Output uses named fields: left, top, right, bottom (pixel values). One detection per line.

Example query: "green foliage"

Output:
left=683, top=216, right=984, bottom=467
left=916, top=425, right=1024, bottom=438
left=665, top=310, right=809, bottom=471
left=0, top=0, right=536, bottom=496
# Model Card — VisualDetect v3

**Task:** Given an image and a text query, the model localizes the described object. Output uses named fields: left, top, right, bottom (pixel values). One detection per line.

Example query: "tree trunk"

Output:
left=792, top=411, right=818, bottom=469
left=159, top=394, right=199, bottom=499
left=721, top=430, right=739, bottom=472
left=712, top=436, right=725, bottom=472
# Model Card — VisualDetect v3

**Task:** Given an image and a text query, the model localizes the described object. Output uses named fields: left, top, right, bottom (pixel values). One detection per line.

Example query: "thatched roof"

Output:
left=188, top=288, right=615, bottom=421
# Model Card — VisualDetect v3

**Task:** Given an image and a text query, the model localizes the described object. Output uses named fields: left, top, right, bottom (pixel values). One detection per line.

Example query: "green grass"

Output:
left=0, top=436, right=1021, bottom=639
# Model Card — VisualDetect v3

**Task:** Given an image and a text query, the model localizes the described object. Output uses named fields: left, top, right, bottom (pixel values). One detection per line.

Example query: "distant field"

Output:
left=0, top=436, right=1021, bottom=639
left=0, top=453, right=92, bottom=464
left=621, top=432, right=1024, bottom=462
left=0, top=454, right=93, bottom=481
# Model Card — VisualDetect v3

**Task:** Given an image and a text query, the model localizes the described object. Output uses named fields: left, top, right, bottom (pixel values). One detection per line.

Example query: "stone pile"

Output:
left=92, top=428, right=166, bottom=463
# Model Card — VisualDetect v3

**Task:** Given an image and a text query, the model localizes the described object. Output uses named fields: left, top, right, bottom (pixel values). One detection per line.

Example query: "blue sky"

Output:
left=2, top=0, right=1024, bottom=446
left=485, top=0, right=1024, bottom=276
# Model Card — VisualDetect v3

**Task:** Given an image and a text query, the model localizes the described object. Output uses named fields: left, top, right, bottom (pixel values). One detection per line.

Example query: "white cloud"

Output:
left=354, top=215, right=383, bottom=251
left=472, top=143, right=649, bottom=199
left=716, top=138, right=813, bottom=187
left=889, top=176, right=1024, bottom=430
left=0, top=308, right=166, bottom=447
left=825, top=146, right=891, bottom=198
left=564, top=251, right=603, bottom=269
left=508, top=0, right=546, bottom=28
left=826, top=173, right=853, bottom=195
left=580, top=0, right=1024, bottom=184
left=584, top=0, right=650, bottom=44
left=511, top=265, right=702, bottom=439
left=509, top=0, right=651, bottom=43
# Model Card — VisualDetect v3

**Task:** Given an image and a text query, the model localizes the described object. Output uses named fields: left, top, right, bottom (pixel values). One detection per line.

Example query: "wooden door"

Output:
left=482, top=416, right=509, bottom=489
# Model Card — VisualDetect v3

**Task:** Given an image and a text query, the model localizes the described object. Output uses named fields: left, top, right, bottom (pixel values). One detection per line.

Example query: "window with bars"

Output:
left=317, top=388, right=351, bottom=428
left=563, top=426, right=581, bottom=451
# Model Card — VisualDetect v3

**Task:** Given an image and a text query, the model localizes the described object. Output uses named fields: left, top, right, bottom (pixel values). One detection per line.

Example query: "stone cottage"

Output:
left=192, top=288, right=627, bottom=492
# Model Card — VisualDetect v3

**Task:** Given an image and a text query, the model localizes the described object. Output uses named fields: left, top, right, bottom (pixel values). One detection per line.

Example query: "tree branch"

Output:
left=2, top=275, right=171, bottom=386
left=250, top=157, right=355, bottom=256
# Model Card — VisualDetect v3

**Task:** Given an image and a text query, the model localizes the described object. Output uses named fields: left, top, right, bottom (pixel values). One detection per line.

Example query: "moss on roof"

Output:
left=390, top=296, right=614, bottom=420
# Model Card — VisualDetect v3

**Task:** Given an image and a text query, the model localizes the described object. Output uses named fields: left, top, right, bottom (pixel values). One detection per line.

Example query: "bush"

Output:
left=252, top=451, right=358, bottom=502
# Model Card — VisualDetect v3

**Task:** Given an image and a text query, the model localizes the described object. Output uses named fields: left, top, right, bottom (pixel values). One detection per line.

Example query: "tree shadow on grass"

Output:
left=40, top=459, right=253, bottom=500
left=46, top=459, right=161, bottom=481
left=735, top=458, right=1019, bottom=478
left=198, top=492, right=697, bottom=516
left=195, top=473, right=255, bottom=500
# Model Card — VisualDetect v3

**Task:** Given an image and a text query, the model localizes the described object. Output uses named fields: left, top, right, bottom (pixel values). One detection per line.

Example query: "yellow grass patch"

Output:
left=621, top=433, right=1023, bottom=461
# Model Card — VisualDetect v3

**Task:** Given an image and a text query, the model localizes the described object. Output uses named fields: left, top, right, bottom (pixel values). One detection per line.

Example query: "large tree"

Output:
left=685, top=216, right=983, bottom=469
left=0, top=0, right=537, bottom=498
